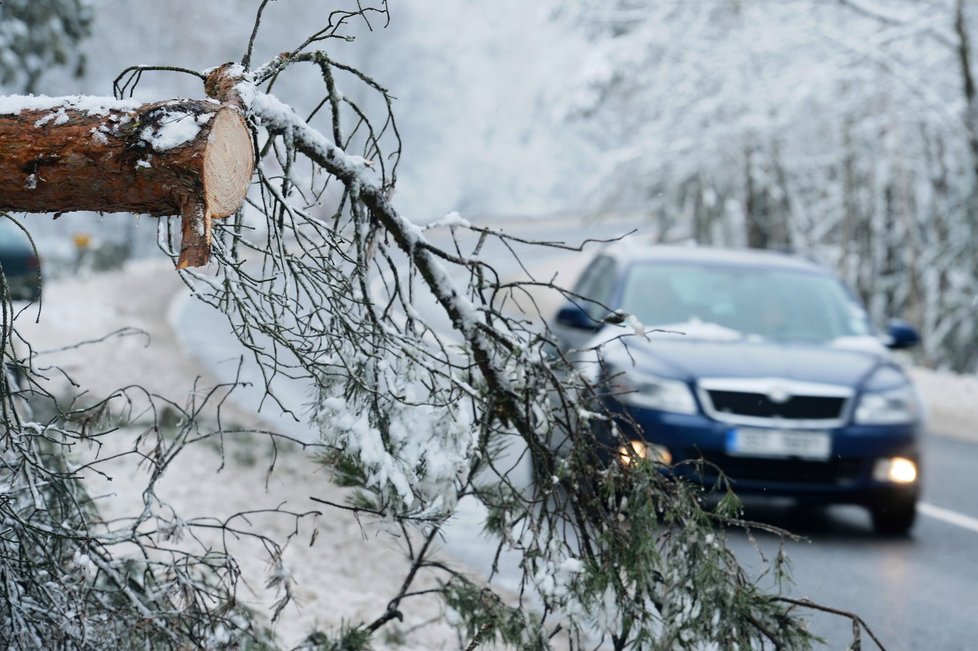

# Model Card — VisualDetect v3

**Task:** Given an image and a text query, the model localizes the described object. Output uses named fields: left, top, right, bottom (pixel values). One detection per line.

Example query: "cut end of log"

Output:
left=181, top=107, right=253, bottom=268
left=203, top=108, right=254, bottom=218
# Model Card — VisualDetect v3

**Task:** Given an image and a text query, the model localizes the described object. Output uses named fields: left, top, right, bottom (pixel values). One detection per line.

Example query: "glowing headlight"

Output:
left=873, top=457, right=918, bottom=484
left=618, top=440, right=673, bottom=466
left=608, top=368, right=697, bottom=415
left=854, top=384, right=920, bottom=425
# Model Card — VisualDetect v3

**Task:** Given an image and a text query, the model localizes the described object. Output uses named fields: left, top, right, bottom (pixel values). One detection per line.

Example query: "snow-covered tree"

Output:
left=0, top=0, right=93, bottom=93
left=0, top=2, right=885, bottom=649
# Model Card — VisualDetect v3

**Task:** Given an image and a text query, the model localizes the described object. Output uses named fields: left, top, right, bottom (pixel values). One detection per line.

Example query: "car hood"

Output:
left=599, top=332, right=891, bottom=388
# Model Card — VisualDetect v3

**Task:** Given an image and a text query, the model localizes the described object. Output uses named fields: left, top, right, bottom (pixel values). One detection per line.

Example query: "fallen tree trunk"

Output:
left=0, top=95, right=253, bottom=268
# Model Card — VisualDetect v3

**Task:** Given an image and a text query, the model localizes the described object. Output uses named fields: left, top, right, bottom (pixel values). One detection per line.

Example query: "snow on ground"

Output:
left=907, top=367, right=978, bottom=444
left=15, top=259, right=463, bottom=650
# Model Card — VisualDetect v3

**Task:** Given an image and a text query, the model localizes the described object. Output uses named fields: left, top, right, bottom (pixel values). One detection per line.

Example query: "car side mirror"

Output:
left=554, top=303, right=601, bottom=331
left=885, top=319, right=920, bottom=350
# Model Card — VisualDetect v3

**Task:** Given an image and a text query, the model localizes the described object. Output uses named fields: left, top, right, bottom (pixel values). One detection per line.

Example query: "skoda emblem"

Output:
left=767, top=385, right=792, bottom=404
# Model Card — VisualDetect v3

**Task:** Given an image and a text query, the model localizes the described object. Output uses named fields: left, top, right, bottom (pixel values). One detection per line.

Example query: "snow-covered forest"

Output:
left=557, top=0, right=978, bottom=373
left=3, top=1, right=978, bottom=649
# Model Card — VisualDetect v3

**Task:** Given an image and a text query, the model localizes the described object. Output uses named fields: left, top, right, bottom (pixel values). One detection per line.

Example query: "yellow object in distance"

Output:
left=72, top=233, right=92, bottom=250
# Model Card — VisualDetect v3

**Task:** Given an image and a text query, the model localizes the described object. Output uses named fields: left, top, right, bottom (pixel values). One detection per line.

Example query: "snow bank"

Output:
left=908, top=367, right=978, bottom=443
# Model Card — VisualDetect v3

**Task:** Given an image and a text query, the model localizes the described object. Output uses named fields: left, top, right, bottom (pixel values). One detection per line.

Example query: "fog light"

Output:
left=873, top=457, right=918, bottom=484
left=618, top=440, right=672, bottom=466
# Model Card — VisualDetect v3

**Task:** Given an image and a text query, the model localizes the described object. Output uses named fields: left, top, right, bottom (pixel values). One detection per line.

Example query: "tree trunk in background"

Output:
left=0, top=96, right=253, bottom=268
left=745, top=145, right=766, bottom=248
left=841, top=122, right=857, bottom=283
left=955, top=0, right=978, bottom=185
left=745, top=143, right=790, bottom=250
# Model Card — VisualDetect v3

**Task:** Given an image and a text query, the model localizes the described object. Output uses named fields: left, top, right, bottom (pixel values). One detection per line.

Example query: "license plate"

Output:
left=726, top=428, right=831, bottom=461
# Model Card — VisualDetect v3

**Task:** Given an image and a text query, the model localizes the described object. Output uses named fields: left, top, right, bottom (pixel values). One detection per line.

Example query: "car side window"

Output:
left=574, top=255, right=617, bottom=320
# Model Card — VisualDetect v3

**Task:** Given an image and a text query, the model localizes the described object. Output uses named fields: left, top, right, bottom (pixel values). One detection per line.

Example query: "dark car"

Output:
left=0, top=219, right=41, bottom=301
left=551, top=245, right=924, bottom=535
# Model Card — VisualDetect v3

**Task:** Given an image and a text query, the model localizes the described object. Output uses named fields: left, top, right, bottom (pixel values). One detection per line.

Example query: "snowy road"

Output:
left=173, top=215, right=978, bottom=649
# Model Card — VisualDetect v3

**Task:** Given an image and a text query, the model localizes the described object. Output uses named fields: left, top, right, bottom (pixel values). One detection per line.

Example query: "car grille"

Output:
left=697, top=379, right=852, bottom=427
left=693, top=453, right=863, bottom=486
left=706, top=390, right=846, bottom=421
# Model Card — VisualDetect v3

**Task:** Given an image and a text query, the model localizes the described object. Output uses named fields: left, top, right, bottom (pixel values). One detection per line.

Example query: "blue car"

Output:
left=552, top=245, right=924, bottom=535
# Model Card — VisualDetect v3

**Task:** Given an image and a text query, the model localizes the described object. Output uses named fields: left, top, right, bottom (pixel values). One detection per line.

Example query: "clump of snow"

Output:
left=34, top=106, right=70, bottom=127
left=348, top=155, right=373, bottom=168
left=313, top=351, right=477, bottom=513
left=70, top=550, right=97, bottom=583
left=141, top=111, right=203, bottom=151
left=235, top=82, right=367, bottom=177
left=624, top=313, right=648, bottom=336
left=424, top=211, right=471, bottom=230
left=530, top=545, right=587, bottom=606
left=647, top=318, right=743, bottom=341
left=24, top=173, right=36, bottom=190
left=90, top=126, right=109, bottom=144
left=560, top=557, right=584, bottom=574
left=0, top=94, right=141, bottom=117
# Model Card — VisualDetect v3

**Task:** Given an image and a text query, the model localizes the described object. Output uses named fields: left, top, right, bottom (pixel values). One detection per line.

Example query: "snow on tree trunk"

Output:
left=0, top=94, right=253, bottom=268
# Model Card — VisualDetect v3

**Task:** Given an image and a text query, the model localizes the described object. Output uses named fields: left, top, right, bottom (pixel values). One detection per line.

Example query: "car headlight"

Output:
left=607, top=367, right=697, bottom=414
left=854, top=384, right=920, bottom=425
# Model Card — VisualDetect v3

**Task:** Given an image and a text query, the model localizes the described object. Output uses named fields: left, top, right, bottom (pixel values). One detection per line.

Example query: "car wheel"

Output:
left=870, top=497, right=917, bottom=536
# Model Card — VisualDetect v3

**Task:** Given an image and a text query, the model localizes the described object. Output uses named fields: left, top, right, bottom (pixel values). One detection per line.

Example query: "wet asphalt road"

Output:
left=727, top=433, right=978, bottom=651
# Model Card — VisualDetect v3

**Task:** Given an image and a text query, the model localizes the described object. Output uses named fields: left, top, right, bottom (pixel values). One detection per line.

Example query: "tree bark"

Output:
left=0, top=95, right=253, bottom=268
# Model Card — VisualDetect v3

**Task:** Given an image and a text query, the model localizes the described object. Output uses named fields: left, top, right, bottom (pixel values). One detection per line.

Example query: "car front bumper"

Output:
left=599, top=400, right=923, bottom=505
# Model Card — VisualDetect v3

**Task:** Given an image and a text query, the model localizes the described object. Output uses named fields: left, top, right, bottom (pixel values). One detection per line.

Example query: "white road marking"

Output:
left=919, top=502, right=978, bottom=534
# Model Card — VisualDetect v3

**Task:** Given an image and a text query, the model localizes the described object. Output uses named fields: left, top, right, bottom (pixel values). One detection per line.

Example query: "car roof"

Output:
left=600, top=243, right=828, bottom=274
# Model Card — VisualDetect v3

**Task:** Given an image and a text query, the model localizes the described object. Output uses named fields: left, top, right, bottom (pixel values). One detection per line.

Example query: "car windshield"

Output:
left=619, top=261, right=873, bottom=343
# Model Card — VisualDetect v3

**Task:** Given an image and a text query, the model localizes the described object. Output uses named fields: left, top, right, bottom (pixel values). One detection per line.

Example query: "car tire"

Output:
left=870, top=497, right=917, bottom=536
